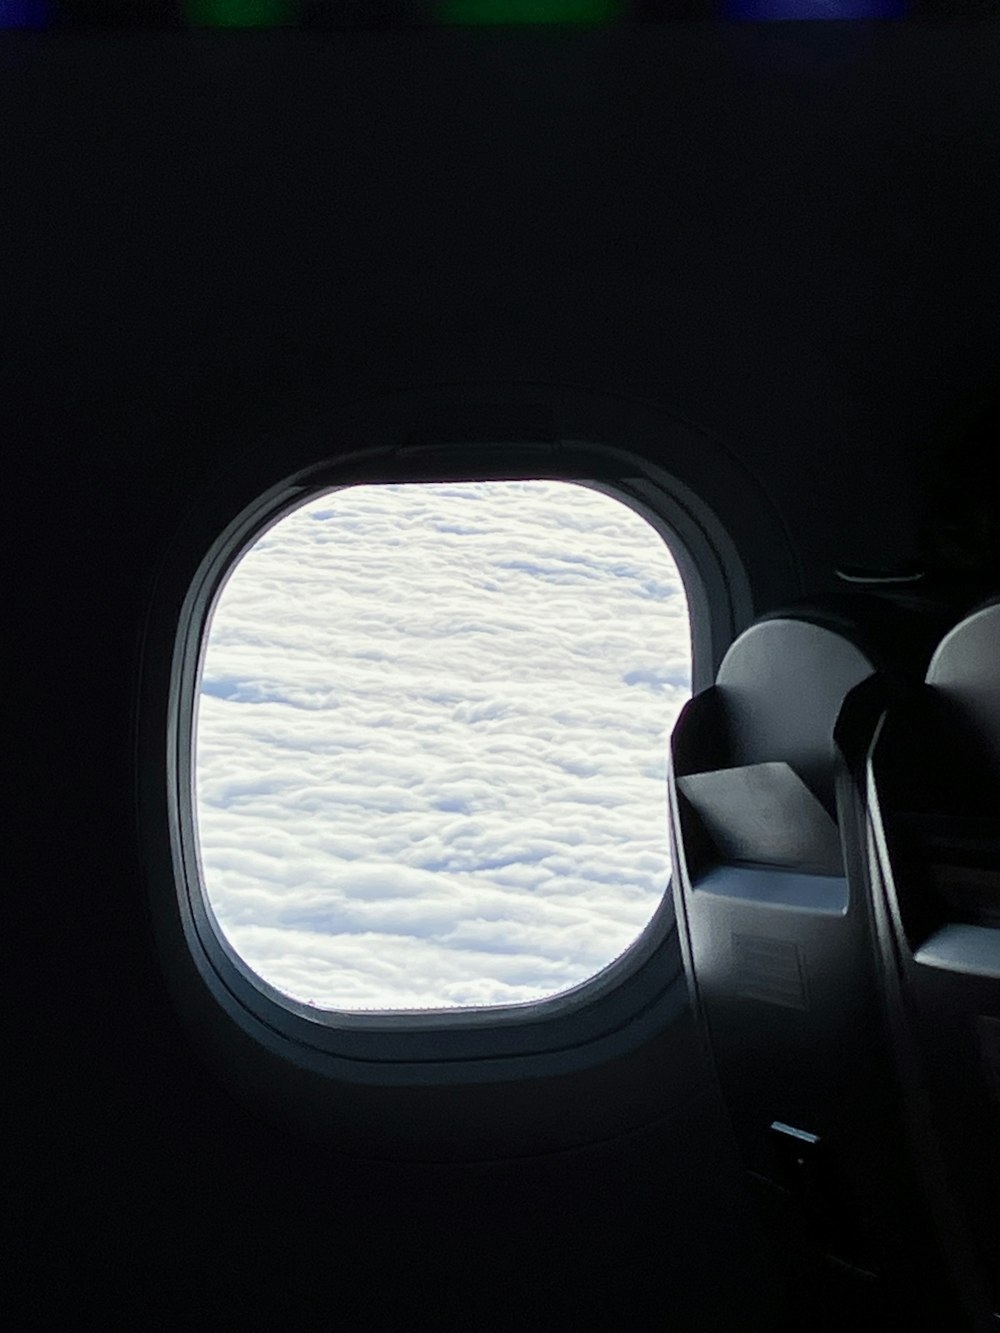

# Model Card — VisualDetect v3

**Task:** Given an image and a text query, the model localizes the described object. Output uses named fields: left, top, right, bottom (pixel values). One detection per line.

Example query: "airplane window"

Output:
left=194, top=480, right=691, bottom=1012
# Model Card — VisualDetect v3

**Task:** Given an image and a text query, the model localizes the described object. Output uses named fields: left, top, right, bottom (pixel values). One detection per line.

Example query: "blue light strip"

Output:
left=720, top=0, right=908, bottom=15
left=0, top=0, right=52, bottom=27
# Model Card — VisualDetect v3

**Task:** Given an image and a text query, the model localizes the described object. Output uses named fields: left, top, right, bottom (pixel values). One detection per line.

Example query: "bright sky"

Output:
left=194, top=480, right=691, bottom=1011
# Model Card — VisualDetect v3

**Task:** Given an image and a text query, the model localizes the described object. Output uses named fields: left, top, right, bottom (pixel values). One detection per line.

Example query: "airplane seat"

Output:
left=926, top=592, right=1000, bottom=784
left=866, top=595, right=1000, bottom=1330
left=667, top=600, right=959, bottom=1323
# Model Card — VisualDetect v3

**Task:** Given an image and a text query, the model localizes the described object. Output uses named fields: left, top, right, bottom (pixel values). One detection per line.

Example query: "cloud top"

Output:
left=195, top=481, right=691, bottom=1010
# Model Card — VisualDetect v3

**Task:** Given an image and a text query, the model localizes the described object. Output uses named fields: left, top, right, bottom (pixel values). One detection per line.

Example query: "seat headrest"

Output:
left=715, top=615, right=878, bottom=814
left=926, top=598, right=1000, bottom=772
left=756, top=590, right=956, bottom=683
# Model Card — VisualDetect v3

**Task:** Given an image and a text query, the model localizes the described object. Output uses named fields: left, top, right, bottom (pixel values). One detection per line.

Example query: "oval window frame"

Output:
left=135, top=385, right=787, bottom=1154
left=176, top=454, right=697, bottom=1061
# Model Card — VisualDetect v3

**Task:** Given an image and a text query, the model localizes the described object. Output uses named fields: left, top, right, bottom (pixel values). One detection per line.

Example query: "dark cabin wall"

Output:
left=6, top=25, right=1000, bottom=575
left=6, top=21, right=1000, bottom=1330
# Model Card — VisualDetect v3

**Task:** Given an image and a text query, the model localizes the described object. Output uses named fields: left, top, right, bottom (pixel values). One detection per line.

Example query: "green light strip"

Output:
left=435, top=0, right=625, bottom=24
left=185, top=0, right=299, bottom=27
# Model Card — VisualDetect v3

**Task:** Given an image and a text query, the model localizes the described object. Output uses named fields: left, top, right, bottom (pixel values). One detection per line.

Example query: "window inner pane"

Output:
left=194, top=480, right=691, bottom=1010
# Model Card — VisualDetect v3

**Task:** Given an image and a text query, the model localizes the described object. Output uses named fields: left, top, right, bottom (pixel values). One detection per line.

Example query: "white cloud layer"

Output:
left=195, top=481, right=691, bottom=1010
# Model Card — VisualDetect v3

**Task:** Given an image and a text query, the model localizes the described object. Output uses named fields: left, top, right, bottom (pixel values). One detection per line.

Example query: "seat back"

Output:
left=867, top=597, right=1000, bottom=1331
left=669, top=605, right=958, bottom=1319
